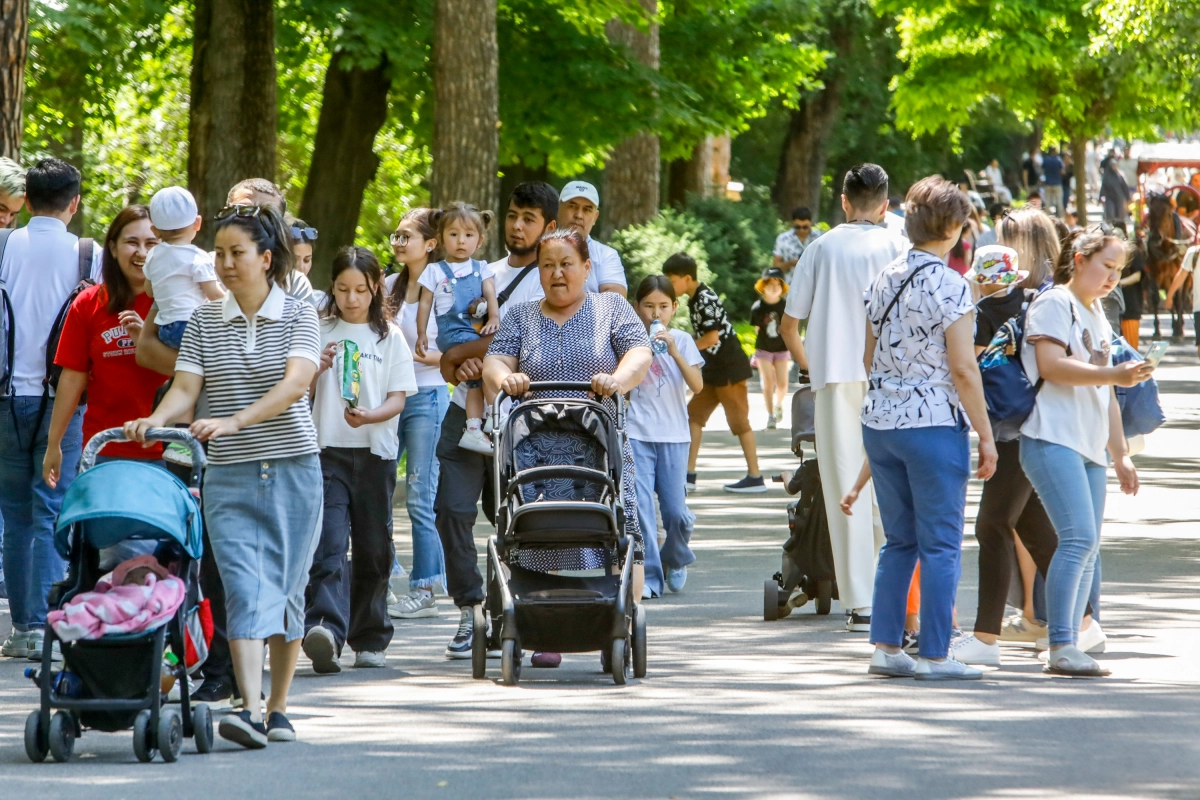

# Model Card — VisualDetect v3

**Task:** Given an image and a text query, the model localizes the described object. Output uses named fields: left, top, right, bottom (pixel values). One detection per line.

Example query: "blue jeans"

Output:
left=631, top=439, right=696, bottom=596
left=864, top=423, right=970, bottom=659
left=0, top=397, right=84, bottom=631
left=1019, top=436, right=1107, bottom=648
left=395, top=385, right=449, bottom=590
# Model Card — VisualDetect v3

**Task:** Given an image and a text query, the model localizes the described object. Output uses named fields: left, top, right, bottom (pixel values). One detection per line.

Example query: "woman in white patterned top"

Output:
left=125, top=205, right=322, bottom=749
left=858, top=177, right=997, bottom=682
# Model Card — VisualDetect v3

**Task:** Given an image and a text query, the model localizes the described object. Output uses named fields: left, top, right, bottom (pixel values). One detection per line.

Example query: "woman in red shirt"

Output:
left=43, top=205, right=165, bottom=486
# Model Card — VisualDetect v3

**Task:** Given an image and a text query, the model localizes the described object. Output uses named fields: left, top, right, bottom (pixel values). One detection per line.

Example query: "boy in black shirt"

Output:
left=663, top=253, right=766, bottom=493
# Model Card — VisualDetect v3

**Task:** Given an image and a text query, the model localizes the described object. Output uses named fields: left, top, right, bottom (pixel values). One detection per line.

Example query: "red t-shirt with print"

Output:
left=54, top=285, right=165, bottom=459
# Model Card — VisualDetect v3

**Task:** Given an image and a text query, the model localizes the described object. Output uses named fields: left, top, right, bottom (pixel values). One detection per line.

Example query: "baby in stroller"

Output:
left=23, top=427, right=214, bottom=764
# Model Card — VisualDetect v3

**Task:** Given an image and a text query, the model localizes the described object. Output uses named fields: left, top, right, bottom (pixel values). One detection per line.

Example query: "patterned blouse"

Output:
left=488, top=291, right=651, bottom=568
left=861, top=250, right=975, bottom=430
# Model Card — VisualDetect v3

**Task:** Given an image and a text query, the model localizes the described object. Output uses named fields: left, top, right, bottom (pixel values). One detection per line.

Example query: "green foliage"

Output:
left=355, top=122, right=431, bottom=263
left=684, top=187, right=780, bottom=319
left=610, top=209, right=710, bottom=330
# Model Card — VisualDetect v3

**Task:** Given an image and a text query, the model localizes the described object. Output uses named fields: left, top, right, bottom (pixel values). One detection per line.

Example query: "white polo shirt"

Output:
left=0, top=217, right=104, bottom=396
left=584, top=237, right=626, bottom=292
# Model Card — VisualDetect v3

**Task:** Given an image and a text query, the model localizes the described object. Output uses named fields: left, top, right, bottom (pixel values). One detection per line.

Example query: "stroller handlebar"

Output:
left=80, top=428, right=207, bottom=480
left=492, top=381, right=626, bottom=427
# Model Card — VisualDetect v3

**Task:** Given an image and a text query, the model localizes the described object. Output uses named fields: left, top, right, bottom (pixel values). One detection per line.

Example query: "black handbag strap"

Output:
left=497, top=264, right=536, bottom=307
left=875, top=262, right=930, bottom=331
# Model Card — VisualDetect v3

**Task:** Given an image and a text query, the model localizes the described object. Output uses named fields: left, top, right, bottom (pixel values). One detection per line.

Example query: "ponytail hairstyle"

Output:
left=327, top=246, right=390, bottom=341
left=635, top=274, right=677, bottom=303
left=431, top=201, right=494, bottom=252
left=213, top=204, right=294, bottom=287
left=388, top=207, right=439, bottom=310
left=1054, top=226, right=1130, bottom=285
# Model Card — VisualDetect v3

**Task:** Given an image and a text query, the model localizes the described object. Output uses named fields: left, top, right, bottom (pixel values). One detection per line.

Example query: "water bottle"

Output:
left=649, top=320, right=668, bottom=354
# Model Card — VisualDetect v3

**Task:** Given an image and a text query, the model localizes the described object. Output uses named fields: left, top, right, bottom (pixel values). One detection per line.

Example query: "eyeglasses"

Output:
left=389, top=232, right=411, bottom=247
left=214, top=204, right=262, bottom=221
left=291, top=226, right=318, bottom=242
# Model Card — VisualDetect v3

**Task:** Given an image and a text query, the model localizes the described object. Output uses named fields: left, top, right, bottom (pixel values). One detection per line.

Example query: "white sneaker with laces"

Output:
left=389, top=590, right=439, bottom=619
left=948, top=634, right=1002, bottom=666
left=459, top=426, right=494, bottom=454
left=914, top=657, right=982, bottom=681
left=1077, top=621, right=1107, bottom=654
left=353, top=651, right=388, bottom=668
left=2, top=630, right=31, bottom=658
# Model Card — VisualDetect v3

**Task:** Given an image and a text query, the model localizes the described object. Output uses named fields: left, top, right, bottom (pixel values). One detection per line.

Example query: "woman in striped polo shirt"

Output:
left=125, top=204, right=322, bottom=749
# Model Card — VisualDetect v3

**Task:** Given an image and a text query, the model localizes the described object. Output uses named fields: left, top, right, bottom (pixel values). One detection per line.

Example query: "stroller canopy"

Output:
left=54, top=461, right=203, bottom=560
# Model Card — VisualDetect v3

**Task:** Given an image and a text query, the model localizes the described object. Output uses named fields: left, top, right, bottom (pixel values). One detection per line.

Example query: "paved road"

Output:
left=2, top=344, right=1199, bottom=798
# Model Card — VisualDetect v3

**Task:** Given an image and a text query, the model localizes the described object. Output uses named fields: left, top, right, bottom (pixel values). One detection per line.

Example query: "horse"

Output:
left=1145, top=192, right=1197, bottom=341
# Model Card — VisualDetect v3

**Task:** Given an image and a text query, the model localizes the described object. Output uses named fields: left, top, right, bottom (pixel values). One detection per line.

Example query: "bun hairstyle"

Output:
left=214, top=204, right=294, bottom=287
left=388, top=207, right=440, bottom=310
left=431, top=201, right=494, bottom=245
left=635, top=274, right=677, bottom=303
left=327, top=246, right=391, bottom=341
left=536, top=227, right=590, bottom=262
left=1054, top=226, right=1129, bottom=285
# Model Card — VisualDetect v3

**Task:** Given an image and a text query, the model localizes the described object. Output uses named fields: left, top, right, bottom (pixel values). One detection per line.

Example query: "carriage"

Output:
left=1130, top=142, right=1200, bottom=342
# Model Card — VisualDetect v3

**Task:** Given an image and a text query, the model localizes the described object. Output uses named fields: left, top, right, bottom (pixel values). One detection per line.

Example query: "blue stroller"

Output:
left=24, top=428, right=211, bottom=764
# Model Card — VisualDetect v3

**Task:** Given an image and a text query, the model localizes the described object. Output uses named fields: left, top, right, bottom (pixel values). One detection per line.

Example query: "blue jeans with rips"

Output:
left=1019, top=436, right=1107, bottom=648
left=0, top=397, right=84, bottom=631
left=394, top=385, right=449, bottom=590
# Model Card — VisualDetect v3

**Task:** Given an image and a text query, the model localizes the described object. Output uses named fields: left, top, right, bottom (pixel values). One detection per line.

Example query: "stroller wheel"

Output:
left=611, top=639, right=629, bottom=685
left=132, top=709, right=158, bottom=763
left=500, top=639, right=521, bottom=686
left=158, top=708, right=183, bottom=762
left=193, top=703, right=213, bottom=754
left=764, top=579, right=781, bottom=621
left=471, top=605, right=487, bottom=680
left=816, top=580, right=833, bottom=616
left=24, top=710, right=48, bottom=763
left=49, top=711, right=75, bottom=763
left=632, top=604, right=647, bottom=679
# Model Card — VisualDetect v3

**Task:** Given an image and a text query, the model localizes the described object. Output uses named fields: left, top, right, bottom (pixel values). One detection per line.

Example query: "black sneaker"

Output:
left=445, top=607, right=473, bottom=660
left=266, top=711, right=296, bottom=742
left=723, top=475, right=767, bottom=493
left=218, top=710, right=268, bottom=749
left=192, top=677, right=233, bottom=705
left=846, top=612, right=872, bottom=632
left=902, top=630, right=919, bottom=654
left=685, top=472, right=697, bottom=493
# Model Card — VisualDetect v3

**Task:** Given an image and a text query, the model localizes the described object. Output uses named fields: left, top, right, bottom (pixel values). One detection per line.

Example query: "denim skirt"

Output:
left=202, top=454, right=323, bottom=641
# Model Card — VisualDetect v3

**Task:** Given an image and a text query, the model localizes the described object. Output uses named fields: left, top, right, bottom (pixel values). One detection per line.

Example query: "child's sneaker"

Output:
left=766, top=414, right=777, bottom=430
left=163, top=442, right=194, bottom=467
left=389, top=590, right=439, bottom=619
left=459, top=427, right=494, bottom=454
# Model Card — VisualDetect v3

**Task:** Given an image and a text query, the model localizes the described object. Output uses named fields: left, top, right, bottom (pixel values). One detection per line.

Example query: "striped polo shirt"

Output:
left=175, top=283, right=321, bottom=464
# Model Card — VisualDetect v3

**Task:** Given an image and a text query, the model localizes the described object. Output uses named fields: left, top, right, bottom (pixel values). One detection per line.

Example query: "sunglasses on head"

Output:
left=215, top=204, right=262, bottom=221
left=291, top=226, right=318, bottom=242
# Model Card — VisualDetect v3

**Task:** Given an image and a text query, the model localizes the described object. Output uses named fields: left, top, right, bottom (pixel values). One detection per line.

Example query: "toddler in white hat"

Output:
left=144, top=186, right=224, bottom=349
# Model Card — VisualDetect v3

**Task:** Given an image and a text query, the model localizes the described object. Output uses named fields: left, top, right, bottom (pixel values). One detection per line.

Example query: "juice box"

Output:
left=340, top=340, right=361, bottom=408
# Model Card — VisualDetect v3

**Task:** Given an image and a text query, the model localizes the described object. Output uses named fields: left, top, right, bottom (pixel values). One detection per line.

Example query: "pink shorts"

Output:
left=755, top=350, right=791, bottom=364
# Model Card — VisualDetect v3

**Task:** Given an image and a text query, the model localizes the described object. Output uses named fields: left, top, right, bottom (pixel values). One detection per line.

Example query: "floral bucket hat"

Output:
left=967, top=245, right=1027, bottom=286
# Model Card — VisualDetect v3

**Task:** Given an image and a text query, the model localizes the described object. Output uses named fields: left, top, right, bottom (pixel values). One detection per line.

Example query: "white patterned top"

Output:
left=861, top=250, right=975, bottom=430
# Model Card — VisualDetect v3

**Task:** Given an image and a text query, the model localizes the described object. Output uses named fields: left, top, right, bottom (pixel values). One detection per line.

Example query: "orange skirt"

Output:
left=1120, top=319, right=1140, bottom=350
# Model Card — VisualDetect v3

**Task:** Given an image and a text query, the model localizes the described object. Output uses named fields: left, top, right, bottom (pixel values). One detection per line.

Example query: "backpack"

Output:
left=1111, top=336, right=1165, bottom=438
left=977, top=287, right=1073, bottom=441
left=0, top=227, right=95, bottom=445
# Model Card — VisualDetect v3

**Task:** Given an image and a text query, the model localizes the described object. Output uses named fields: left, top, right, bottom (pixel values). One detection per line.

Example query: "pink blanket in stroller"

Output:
left=47, top=574, right=186, bottom=643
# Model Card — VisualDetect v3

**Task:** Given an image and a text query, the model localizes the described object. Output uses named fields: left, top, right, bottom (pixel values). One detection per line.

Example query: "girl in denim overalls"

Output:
left=414, top=202, right=500, bottom=453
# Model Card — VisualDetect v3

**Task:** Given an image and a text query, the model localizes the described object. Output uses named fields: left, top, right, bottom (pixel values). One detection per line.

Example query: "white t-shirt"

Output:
left=1020, top=286, right=1113, bottom=465
left=1180, top=246, right=1200, bottom=313
left=416, top=259, right=495, bottom=316
left=384, top=272, right=445, bottom=389
left=312, top=318, right=418, bottom=459
left=449, top=258, right=545, bottom=410
left=784, top=222, right=907, bottom=391
left=0, top=217, right=104, bottom=396
left=585, top=237, right=626, bottom=293
left=144, top=242, right=216, bottom=325
left=884, top=212, right=909, bottom=240
left=627, top=330, right=705, bottom=443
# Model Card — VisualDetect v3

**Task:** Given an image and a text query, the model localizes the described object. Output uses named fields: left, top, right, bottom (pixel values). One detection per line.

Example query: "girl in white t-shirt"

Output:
left=304, top=246, right=418, bottom=672
left=1019, top=227, right=1153, bottom=677
left=628, top=275, right=705, bottom=597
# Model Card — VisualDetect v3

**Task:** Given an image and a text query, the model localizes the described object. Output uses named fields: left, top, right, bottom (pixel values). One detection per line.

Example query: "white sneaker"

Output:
left=1078, top=621, right=1107, bottom=654
left=353, top=651, right=387, bottom=668
left=388, top=590, right=439, bottom=619
left=867, top=648, right=916, bottom=678
left=459, top=427, right=494, bottom=454
left=2, top=630, right=31, bottom=658
left=25, top=631, right=62, bottom=662
left=948, top=634, right=1001, bottom=666
left=914, top=657, right=982, bottom=681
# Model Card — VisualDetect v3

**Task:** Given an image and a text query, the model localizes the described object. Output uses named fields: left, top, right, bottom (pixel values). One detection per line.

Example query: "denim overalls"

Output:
left=432, top=259, right=485, bottom=352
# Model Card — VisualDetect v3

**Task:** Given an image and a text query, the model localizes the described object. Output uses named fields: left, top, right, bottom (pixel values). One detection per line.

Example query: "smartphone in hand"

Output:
left=1142, top=340, right=1169, bottom=368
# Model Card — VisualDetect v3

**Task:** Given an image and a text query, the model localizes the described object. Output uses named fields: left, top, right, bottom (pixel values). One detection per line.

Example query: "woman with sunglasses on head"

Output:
left=125, top=203, right=323, bottom=747
left=383, top=210, right=451, bottom=620
left=286, top=218, right=321, bottom=307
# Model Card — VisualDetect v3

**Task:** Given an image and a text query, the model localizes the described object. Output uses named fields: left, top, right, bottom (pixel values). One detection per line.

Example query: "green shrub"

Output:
left=683, top=186, right=781, bottom=320
left=612, top=209, right=711, bottom=331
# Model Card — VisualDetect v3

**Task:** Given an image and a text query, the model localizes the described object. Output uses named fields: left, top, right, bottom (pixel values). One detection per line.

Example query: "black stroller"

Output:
left=763, top=384, right=839, bottom=620
left=24, top=428, right=213, bottom=763
left=473, top=382, right=645, bottom=686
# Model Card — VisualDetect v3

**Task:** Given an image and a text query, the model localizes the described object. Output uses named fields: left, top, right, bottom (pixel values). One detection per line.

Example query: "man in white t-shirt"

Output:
left=557, top=180, right=627, bottom=296
left=780, top=164, right=907, bottom=633
left=0, top=158, right=103, bottom=658
left=432, top=182, right=561, bottom=659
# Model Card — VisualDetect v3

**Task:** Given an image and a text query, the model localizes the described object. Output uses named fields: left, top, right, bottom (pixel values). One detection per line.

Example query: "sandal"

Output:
left=1043, top=644, right=1110, bottom=677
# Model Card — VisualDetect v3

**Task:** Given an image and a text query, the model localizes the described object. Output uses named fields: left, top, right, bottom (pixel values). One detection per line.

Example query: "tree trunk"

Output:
left=601, top=0, right=659, bottom=238
left=300, top=54, right=392, bottom=287
left=667, top=136, right=715, bottom=207
left=1070, top=133, right=1088, bottom=225
left=431, top=0, right=500, bottom=259
left=773, top=77, right=842, bottom=223
left=0, top=0, right=28, bottom=160
left=187, top=0, right=277, bottom=250
left=498, top=157, right=549, bottom=220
